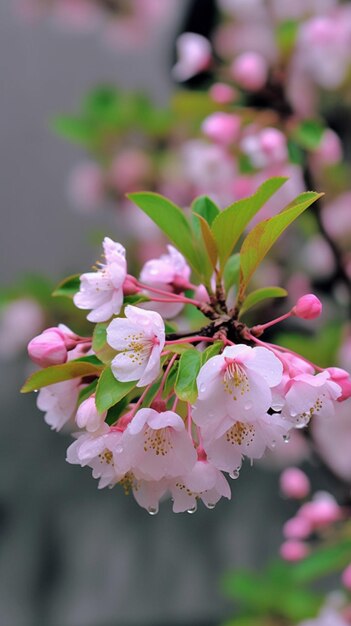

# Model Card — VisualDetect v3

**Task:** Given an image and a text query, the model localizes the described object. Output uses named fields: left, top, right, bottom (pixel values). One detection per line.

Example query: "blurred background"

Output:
left=1, top=1, right=351, bottom=625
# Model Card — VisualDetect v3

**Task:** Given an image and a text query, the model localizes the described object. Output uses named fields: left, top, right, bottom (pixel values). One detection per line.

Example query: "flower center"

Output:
left=223, top=359, right=250, bottom=400
left=143, top=427, right=173, bottom=456
left=98, top=449, right=114, bottom=465
left=225, top=421, right=255, bottom=447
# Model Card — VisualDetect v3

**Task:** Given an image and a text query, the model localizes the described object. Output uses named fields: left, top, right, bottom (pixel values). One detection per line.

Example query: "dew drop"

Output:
left=207, top=503, right=216, bottom=510
left=115, top=445, right=123, bottom=454
left=283, top=434, right=290, bottom=444
left=244, top=402, right=252, bottom=410
left=271, top=440, right=276, bottom=449
left=187, top=504, right=197, bottom=514
left=229, top=469, right=240, bottom=479
left=148, top=506, right=158, bottom=515
left=34, top=389, right=38, bottom=393
left=199, top=384, right=206, bottom=393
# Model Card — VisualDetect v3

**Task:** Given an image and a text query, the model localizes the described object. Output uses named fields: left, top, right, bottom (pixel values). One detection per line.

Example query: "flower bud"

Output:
left=76, top=395, right=106, bottom=433
left=342, top=564, right=351, bottom=590
left=172, top=33, right=211, bottom=81
left=209, top=83, right=237, bottom=104
left=202, top=112, right=241, bottom=145
left=292, top=294, right=322, bottom=320
left=283, top=516, right=311, bottom=540
left=28, top=327, right=67, bottom=367
left=280, top=540, right=309, bottom=562
left=230, top=52, right=268, bottom=91
left=326, top=367, right=351, bottom=402
left=123, top=275, right=140, bottom=296
left=299, top=493, right=342, bottom=528
left=314, top=129, right=342, bottom=165
left=280, top=467, right=310, bottom=499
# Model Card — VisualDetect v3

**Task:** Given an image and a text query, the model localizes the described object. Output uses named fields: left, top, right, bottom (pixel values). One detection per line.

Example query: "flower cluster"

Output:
left=23, top=189, right=351, bottom=513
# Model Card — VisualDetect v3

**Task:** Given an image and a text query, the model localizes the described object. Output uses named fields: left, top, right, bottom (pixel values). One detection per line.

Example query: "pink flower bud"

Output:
left=230, top=52, right=268, bottom=91
left=327, top=367, right=351, bottom=402
left=259, top=128, right=287, bottom=163
left=28, top=328, right=68, bottom=367
left=292, top=294, right=322, bottom=320
left=202, top=112, right=241, bottom=145
left=280, top=467, right=311, bottom=499
left=173, top=33, right=211, bottom=81
left=280, top=540, right=309, bottom=562
left=283, top=516, right=311, bottom=540
left=209, top=83, right=237, bottom=104
left=299, top=494, right=342, bottom=528
left=342, top=564, right=351, bottom=590
left=76, top=395, right=106, bottom=433
left=314, top=129, right=342, bottom=165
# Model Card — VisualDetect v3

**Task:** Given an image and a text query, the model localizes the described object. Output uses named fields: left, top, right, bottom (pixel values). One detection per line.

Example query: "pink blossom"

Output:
left=67, top=162, right=104, bottom=213
left=66, top=424, right=124, bottom=489
left=241, top=128, right=288, bottom=169
left=74, top=237, right=127, bottom=322
left=280, top=467, right=311, bottom=499
left=107, top=305, right=165, bottom=387
left=119, top=409, right=197, bottom=481
left=342, top=564, right=351, bottom=591
left=0, top=298, right=44, bottom=358
left=125, top=474, right=168, bottom=514
left=299, top=606, right=350, bottom=626
left=193, top=345, right=283, bottom=426
left=37, top=378, right=81, bottom=432
left=230, top=52, right=268, bottom=91
left=75, top=395, right=107, bottom=433
left=312, top=398, right=351, bottom=482
left=108, top=148, right=152, bottom=194
left=283, top=516, right=312, bottom=540
left=313, top=129, right=343, bottom=165
left=172, top=33, right=211, bottom=81
left=280, top=540, right=309, bottom=561
left=202, top=112, right=241, bottom=145
left=140, top=245, right=191, bottom=319
left=292, top=294, right=322, bottom=320
left=327, top=368, right=351, bottom=402
left=299, top=492, right=342, bottom=528
left=170, top=457, right=231, bottom=512
left=281, top=371, right=342, bottom=427
left=202, top=412, right=290, bottom=473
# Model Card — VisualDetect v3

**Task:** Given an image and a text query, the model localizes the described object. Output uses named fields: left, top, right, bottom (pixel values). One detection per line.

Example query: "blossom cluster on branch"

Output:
left=22, top=182, right=351, bottom=514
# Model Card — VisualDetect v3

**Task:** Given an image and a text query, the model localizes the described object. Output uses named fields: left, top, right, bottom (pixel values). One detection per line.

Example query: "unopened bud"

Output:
left=342, top=564, right=351, bottom=590
left=299, top=494, right=342, bottom=528
left=76, top=395, right=106, bottom=432
left=292, top=294, right=322, bottom=320
left=327, top=367, right=351, bottom=402
left=202, top=112, right=241, bottom=145
left=280, top=540, right=309, bottom=562
left=28, top=327, right=67, bottom=367
left=230, top=52, right=268, bottom=91
left=280, top=467, right=310, bottom=499
left=209, top=83, right=237, bottom=104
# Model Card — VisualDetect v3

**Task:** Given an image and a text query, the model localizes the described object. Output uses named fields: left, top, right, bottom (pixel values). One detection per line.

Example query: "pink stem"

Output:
left=131, top=382, right=155, bottom=416
left=172, top=396, right=179, bottom=412
left=251, top=311, right=292, bottom=333
left=137, top=281, right=202, bottom=308
left=187, top=403, right=193, bottom=438
left=166, top=336, right=215, bottom=346
left=196, top=425, right=203, bottom=448
left=155, top=353, right=178, bottom=400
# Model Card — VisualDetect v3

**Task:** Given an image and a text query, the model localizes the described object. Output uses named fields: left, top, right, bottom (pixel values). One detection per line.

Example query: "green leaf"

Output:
left=193, top=212, right=218, bottom=269
left=52, top=274, right=81, bottom=299
left=192, top=196, right=220, bottom=227
left=294, top=119, right=325, bottom=151
left=95, top=367, right=136, bottom=413
left=212, top=177, right=288, bottom=272
left=51, top=116, right=94, bottom=145
left=201, top=341, right=223, bottom=364
left=224, top=254, right=241, bottom=292
left=239, top=287, right=288, bottom=317
left=21, top=360, right=103, bottom=393
left=127, top=192, right=202, bottom=277
left=78, top=379, right=98, bottom=405
left=239, top=191, right=323, bottom=298
left=291, top=537, right=351, bottom=584
left=105, top=397, right=129, bottom=426
left=175, top=350, right=202, bottom=403
left=276, top=19, right=299, bottom=56
left=92, top=323, right=116, bottom=364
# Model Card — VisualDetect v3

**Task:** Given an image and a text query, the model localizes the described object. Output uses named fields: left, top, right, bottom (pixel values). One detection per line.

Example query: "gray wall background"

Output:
left=0, top=3, right=307, bottom=625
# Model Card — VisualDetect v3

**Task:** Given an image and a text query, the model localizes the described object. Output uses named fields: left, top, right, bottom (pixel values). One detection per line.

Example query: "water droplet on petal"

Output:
left=34, top=389, right=38, bottom=393
left=283, top=434, right=290, bottom=444
left=199, top=384, right=206, bottom=394
left=115, top=445, right=123, bottom=454
left=148, top=506, right=158, bottom=515
left=271, top=440, right=276, bottom=449
left=229, top=469, right=240, bottom=479
left=244, top=402, right=252, bottom=410
left=187, top=504, right=197, bottom=514
left=207, top=503, right=216, bottom=509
